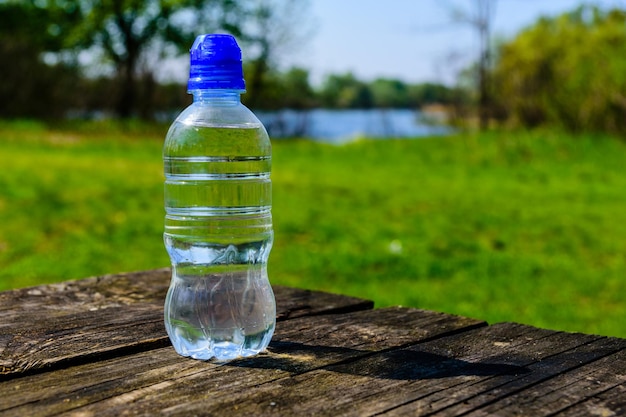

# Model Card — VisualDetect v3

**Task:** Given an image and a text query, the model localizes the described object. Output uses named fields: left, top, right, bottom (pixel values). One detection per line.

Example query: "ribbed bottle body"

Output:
left=163, top=105, right=275, bottom=361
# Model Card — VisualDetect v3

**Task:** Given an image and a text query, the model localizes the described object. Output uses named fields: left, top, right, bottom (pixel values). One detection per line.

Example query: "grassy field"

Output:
left=1, top=120, right=626, bottom=338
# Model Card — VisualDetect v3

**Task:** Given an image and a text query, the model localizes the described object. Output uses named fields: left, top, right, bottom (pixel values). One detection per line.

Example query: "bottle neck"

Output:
left=191, top=89, right=242, bottom=104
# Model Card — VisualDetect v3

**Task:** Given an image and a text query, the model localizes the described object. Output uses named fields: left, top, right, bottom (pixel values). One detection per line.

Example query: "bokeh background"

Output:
left=1, top=0, right=625, bottom=338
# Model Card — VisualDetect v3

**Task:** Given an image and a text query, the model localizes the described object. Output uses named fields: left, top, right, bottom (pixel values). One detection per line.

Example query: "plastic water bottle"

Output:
left=163, top=34, right=275, bottom=361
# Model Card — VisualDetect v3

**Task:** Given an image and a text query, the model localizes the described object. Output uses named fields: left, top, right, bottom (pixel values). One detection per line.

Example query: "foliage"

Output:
left=0, top=0, right=81, bottom=51
left=239, top=0, right=313, bottom=108
left=55, top=0, right=246, bottom=118
left=0, top=1, right=81, bottom=118
left=0, top=0, right=313, bottom=119
left=315, top=73, right=460, bottom=110
left=448, top=0, right=495, bottom=130
left=242, top=67, right=317, bottom=110
left=408, top=83, right=460, bottom=107
left=370, top=78, right=410, bottom=108
left=491, top=6, right=626, bottom=135
left=318, top=73, right=374, bottom=109
left=0, top=1, right=460, bottom=117
left=2, top=122, right=626, bottom=338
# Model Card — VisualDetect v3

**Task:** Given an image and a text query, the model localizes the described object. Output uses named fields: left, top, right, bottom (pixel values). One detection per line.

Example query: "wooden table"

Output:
left=1, top=269, right=625, bottom=416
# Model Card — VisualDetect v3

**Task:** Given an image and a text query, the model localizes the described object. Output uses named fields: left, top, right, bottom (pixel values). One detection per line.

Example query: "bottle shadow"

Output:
left=229, top=341, right=530, bottom=381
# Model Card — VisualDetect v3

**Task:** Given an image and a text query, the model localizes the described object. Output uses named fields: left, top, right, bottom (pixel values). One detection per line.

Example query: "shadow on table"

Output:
left=229, top=341, right=530, bottom=381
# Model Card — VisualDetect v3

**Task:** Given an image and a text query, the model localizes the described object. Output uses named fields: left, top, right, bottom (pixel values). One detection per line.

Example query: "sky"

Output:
left=280, top=0, right=624, bottom=86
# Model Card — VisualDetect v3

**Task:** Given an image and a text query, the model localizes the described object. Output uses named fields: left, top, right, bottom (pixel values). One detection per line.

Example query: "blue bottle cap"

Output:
left=187, top=34, right=246, bottom=91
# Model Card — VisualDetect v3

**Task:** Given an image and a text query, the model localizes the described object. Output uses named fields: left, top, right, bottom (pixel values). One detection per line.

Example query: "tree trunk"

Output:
left=477, top=0, right=492, bottom=130
left=116, top=63, right=135, bottom=119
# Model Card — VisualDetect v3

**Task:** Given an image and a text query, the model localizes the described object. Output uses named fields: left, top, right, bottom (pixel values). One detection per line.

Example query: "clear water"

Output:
left=164, top=267, right=275, bottom=361
left=163, top=119, right=275, bottom=361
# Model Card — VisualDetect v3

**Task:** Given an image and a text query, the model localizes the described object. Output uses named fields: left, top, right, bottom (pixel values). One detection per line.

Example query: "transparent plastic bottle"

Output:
left=163, top=34, right=275, bottom=361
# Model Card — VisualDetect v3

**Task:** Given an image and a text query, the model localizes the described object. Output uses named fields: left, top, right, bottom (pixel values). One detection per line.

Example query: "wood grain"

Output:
left=0, top=307, right=485, bottom=416
left=2, top=270, right=625, bottom=417
left=0, top=269, right=373, bottom=378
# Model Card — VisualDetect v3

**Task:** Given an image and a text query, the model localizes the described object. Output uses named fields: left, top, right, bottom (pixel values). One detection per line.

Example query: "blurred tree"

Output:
left=0, top=1, right=81, bottom=118
left=370, top=78, right=409, bottom=108
left=318, top=74, right=458, bottom=110
left=240, top=66, right=316, bottom=110
left=54, top=0, right=245, bottom=118
left=280, top=67, right=316, bottom=109
left=242, top=65, right=282, bottom=110
left=18, top=0, right=314, bottom=119
left=407, top=82, right=455, bottom=107
left=240, top=0, right=314, bottom=109
left=319, top=73, right=372, bottom=109
left=492, top=5, right=626, bottom=135
left=451, top=0, right=496, bottom=130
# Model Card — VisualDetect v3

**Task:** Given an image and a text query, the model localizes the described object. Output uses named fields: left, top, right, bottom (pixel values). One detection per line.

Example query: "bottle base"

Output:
left=168, top=323, right=275, bottom=362
left=164, top=268, right=276, bottom=362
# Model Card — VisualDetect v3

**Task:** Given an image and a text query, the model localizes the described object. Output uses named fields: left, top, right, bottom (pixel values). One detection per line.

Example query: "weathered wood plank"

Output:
left=0, top=269, right=373, bottom=378
left=463, top=348, right=626, bottom=416
left=155, top=324, right=623, bottom=417
left=376, top=329, right=626, bottom=416
left=182, top=323, right=613, bottom=417
left=5, top=271, right=624, bottom=417
left=556, top=382, right=626, bottom=416
left=0, top=307, right=485, bottom=416
left=150, top=326, right=620, bottom=417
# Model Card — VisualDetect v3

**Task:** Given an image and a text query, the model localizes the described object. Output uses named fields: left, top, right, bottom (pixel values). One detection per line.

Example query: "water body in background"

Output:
left=255, top=109, right=452, bottom=144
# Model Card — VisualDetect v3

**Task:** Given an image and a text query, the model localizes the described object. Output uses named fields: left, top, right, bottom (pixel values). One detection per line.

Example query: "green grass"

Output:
left=1, top=120, right=626, bottom=338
